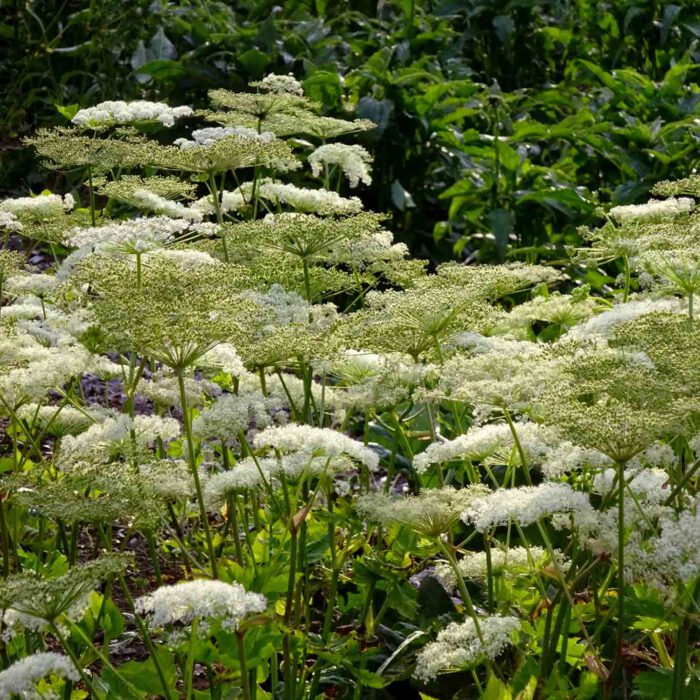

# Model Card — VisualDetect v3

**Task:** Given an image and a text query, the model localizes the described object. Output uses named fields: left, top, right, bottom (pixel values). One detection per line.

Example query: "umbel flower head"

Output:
left=0, top=652, right=79, bottom=700
left=95, top=174, right=196, bottom=206
left=151, top=132, right=295, bottom=174
left=414, top=615, right=521, bottom=682
left=68, top=253, right=256, bottom=369
left=136, top=580, right=266, bottom=636
left=26, top=127, right=157, bottom=172
left=0, top=554, right=130, bottom=630
left=434, top=546, right=567, bottom=589
left=203, top=457, right=277, bottom=508
left=71, top=100, right=193, bottom=128
left=253, top=424, right=380, bottom=471
left=539, top=342, right=687, bottom=463
left=208, top=86, right=316, bottom=125
left=357, top=485, right=489, bottom=537
left=462, top=483, right=593, bottom=532
left=308, top=143, right=373, bottom=188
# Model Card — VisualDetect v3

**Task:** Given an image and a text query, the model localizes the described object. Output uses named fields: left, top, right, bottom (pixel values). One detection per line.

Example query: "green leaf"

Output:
left=356, top=97, right=392, bottom=139
left=391, top=180, right=416, bottom=211
left=660, top=62, right=697, bottom=97
left=516, top=188, right=593, bottom=216
left=239, top=49, right=271, bottom=78
left=489, top=207, right=514, bottom=259
left=106, top=651, right=176, bottom=697
left=483, top=674, right=512, bottom=700
left=55, top=104, right=79, bottom=121
left=134, top=60, right=185, bottom=81
left=100, top=599, right=125, bottom=638
left=355, top=668, right=388, bottom=689
left=633, top=670, right=673, bottom=700
left=492, top=15, right=514, bottom=46
left=302, top=70, right=342, bottom=107
left=148, top=27, right=176, bottom=61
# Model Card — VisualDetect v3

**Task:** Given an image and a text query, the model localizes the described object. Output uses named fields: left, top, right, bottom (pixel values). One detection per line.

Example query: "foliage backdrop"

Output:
left=2, top=0, right=700, bottom=262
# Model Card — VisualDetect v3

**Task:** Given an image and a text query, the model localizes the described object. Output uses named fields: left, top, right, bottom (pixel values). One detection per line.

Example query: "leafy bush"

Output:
left=0, top=78, right=699, bottom=699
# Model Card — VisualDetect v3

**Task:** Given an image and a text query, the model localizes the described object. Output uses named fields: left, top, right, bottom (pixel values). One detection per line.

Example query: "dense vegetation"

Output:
left=0, top=70, right=699, bottom=698
left=0, top=2, right=699, bottom=699
left=2, top=1, right=699, bottom=262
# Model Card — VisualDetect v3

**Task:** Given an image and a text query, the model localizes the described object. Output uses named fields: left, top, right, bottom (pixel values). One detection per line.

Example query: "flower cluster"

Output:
left=136, top=580, right=266, bottom=635
left=414, top=615, right=521, bottom=681
left=72, top=100, right=193, bottom=127
left=308, top=143, right=373, bottom=187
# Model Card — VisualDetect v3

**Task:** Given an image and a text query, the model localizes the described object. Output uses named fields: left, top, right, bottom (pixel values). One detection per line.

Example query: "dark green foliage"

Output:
left=1, top=0, right=699, bottom=262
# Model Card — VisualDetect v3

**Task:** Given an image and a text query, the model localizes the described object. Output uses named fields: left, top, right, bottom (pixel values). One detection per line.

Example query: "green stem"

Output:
left=116, top=572, right=175, bottom=700
left=228, top=494, right=244, bottom=564
left=208, top=171, right=229, bottom=263
left=50, top=622, right=98, bottom=697
left=503, top=407, right=532, bottom=486
left=177, top=369, right=219, bottom=579
left=615, top=459, right=626, bottom=676
left=302, top=258, right=312, bottom=303
left=672, top=597, right=695, bottom=700
left=283, top=528, right=298, bottom=700
left=88, top=165, right=96, bottom=227
left=237, top=631, right=252, bottom=700
left=0, top=497, right=11, bottom=576
left=688, top=290, right=694, bottom=328
left=145, top=529, right=162, bottom=586
left=664, top=458, right=700, bottom=506
left=136, top=252, right=142, bottom=291
left=185, top=618, right=199, bottom=700
left=437, top=539, right=483, bottom=641
left=622, top=254, right=631, bottom=302
left=484, top=535, right=494, bottom=612
left=322, top=495, right=338, bottom=641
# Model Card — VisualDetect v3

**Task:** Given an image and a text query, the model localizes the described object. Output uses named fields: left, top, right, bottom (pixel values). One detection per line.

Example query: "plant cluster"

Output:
left=0, top=74, right=698, bottom=700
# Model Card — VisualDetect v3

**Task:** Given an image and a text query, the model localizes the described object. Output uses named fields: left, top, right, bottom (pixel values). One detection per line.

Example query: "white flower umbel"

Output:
left=253, top=424, right=380, bottom=470
left=357, top=485, right=489, bottom=536
left=0, top=652, right=78, bottom=700
left=72, top=100, right=193, bottom=127
left=130, top=189, right=203, bottom=222
left=434, top=546, right=560, bottom=589
left=0, top=342, right=91, bottom=409
left=0, top=193, right=74, bottom=218
left=0, top=210, right=22, bottom=231
left=414, top=615, right=520, bottom=681
left=191, top=188, right=248, bottom=216
left=193, top=391, right=285, bottom=442
left=203, top=457, right=275, bottom=508
left=564, top=297, right=683, bottom=341
left=65, top=216, right=193, bottom=253
left=253, top=73, right=304, bottom=95
left=593, top=466, right=670, bottom=506
left=646, top=506, right=700, bottom=588
left=462, top=483, right=593, bottom=532
left=6, top=273, right=58, bottom=299
left=60, top=414, right=180, bottom=465
left=608, top=197, right=694, bottom=224
left=136, top=580, right=266, bottom=635
left=308, top=144, right=373, bottom=188
left=254, top=179, right=363, bottom=216
left=413, top=422, right=551, bottom=473
left=198, top=342, right=246, bottom=376
left=174, top=126, right=276, bottom=149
